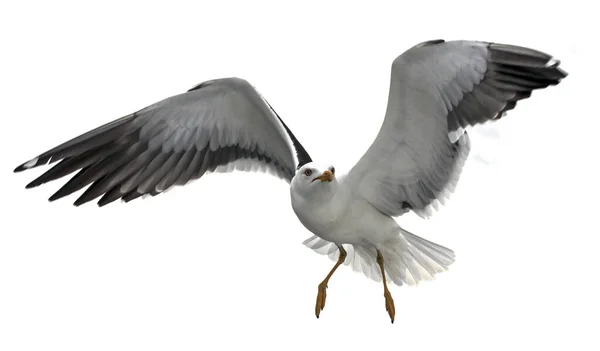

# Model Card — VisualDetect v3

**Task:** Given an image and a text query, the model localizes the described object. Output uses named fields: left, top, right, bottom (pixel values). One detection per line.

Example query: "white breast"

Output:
left=291, top=193, right=340, bottom=241
left=291, top=186, right=398, bottom=246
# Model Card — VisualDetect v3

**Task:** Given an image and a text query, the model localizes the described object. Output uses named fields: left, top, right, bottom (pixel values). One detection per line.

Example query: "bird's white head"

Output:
left=291, top=162, right=338, bottom=202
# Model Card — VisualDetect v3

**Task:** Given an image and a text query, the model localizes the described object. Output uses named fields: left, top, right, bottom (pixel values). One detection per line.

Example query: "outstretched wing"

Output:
left=14, top=77, right=312, bottom=206
left=343, top=39, right=567, bottom=218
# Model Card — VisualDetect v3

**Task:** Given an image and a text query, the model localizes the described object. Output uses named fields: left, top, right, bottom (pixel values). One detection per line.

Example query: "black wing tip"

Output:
left=544, top=58, right=569, bottom=80
left=97, top=200, right=110, bottom=207
left=490, top=42, right=568, bottom=69
left=46, top=191, right=116, bottom=207
left=556, top=66, right=569, bottom=79
left=24, top=171, right=56, bottom=189
left=14, top=165, right=26, bottom=173
left=97, top=195, right=116, bottom=207
left=73, top=193, right=100, bottom=207
left=73, top=198, right=88, bottom=207
left=25, top=181, right=40, bottom=189
left=14, top=157, right=41, bottom=173
left=48, top=193, right=63, bottom=202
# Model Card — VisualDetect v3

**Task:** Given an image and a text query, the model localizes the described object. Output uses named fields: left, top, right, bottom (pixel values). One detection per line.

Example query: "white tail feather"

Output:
left=303, top=228, right=455, bottom=286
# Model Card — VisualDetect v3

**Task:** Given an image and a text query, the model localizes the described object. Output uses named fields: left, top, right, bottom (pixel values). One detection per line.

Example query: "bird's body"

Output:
left=13, top=39, right=567, bottom=322
left=292, top=173, right=395, bottom=246
left=291, top=165, right=456, bottom=289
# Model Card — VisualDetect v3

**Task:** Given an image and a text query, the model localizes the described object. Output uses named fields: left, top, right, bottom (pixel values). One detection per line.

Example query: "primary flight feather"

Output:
left=14, top=39, right=567, bottom=322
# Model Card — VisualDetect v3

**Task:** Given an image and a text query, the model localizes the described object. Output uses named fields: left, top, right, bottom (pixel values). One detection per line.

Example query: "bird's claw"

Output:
left=315, top=282, right=327, bottom=318
left=384, top=290, right=395, bottom=323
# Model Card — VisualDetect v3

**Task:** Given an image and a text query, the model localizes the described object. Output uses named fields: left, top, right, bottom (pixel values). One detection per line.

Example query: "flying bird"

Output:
left=14, top=39, right=567, bottom=323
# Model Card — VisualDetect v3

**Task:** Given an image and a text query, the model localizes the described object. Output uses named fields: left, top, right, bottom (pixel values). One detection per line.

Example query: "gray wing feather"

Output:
left=15, top=77, right=312, bottom=206
left=343, top=40, right=567, bottom=218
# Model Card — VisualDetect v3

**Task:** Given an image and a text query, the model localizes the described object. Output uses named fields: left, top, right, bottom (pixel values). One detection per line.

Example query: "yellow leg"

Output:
left=315, top=245, right=347, bottom=318
left=377, top=250, right=396, bottom=323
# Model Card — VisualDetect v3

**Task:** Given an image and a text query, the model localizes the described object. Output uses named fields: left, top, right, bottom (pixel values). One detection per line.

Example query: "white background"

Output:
left=1, top=1, right=598, bottom=350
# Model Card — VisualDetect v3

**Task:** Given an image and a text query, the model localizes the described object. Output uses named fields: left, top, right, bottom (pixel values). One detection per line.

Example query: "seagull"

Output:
left=14, top=39, right=567, bottom=323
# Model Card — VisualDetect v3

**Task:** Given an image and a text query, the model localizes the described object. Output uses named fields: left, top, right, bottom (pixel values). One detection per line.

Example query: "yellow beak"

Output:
left=314, top=169, right=334, bottom=182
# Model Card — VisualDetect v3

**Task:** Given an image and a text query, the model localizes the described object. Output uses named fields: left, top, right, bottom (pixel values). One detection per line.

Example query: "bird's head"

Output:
left=291, top=162, right=338, bottom=201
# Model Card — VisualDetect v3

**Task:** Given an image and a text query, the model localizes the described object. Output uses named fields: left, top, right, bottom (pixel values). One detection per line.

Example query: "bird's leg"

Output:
left=315, top=245, right=347, bottom=318
left=377, top=249, right=396, bottom=323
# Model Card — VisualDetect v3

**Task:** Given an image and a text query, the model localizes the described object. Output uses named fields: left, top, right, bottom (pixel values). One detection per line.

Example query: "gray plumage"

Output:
left=343, top=39, right=567, bottom=219
left=14, top=78, right=313, bottom=206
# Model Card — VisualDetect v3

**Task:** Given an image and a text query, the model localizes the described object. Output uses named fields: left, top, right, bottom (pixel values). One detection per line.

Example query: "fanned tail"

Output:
left=303, top=228, right=455, bottom=287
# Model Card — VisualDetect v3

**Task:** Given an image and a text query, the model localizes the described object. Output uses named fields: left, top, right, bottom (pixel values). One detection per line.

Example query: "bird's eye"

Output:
left=330, top=167, right=335, bottom=174
left=304, top=169, right=313, bottom=176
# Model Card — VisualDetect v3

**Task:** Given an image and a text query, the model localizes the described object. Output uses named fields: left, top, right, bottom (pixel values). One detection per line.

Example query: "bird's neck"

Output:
left=290, top=185, right=348, bottom=236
